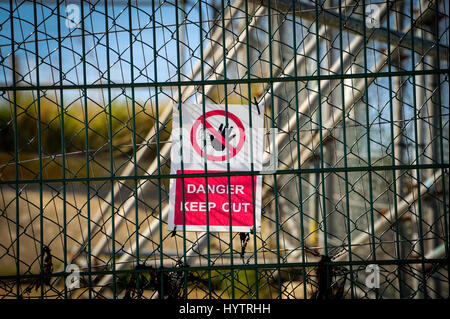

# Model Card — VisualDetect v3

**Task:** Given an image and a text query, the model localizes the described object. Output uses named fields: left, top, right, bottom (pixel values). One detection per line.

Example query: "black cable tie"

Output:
left=253, top=96, right=261, bottom=115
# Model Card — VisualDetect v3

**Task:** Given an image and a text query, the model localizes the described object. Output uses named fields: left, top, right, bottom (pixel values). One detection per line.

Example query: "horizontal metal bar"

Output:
left=1, top=69, right=448, bottom=92
left=0, top=257, right=447, bottom=281
left=1, top=163, right=448, bottom=185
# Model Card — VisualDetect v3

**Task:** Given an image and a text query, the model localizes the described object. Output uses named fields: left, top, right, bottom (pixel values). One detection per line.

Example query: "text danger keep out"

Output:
left=174, top=170, right=256, bottom=227
left=183, top=184, right=250, bottom=212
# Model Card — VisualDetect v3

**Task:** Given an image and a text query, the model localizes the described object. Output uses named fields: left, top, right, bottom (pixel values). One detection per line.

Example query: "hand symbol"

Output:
left=210, top=123, right=236, bottom=151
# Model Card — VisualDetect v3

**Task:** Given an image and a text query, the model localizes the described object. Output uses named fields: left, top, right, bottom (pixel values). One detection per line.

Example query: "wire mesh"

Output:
left=0, top=0, right=449, bottom=299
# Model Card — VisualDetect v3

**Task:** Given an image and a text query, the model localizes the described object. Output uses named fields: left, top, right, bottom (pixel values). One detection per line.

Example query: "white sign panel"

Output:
left=168, top=103, right=264, bottom=232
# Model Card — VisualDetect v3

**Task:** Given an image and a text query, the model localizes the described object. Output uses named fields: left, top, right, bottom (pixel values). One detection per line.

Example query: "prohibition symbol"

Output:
left=190, top=110, right=245, bottom=161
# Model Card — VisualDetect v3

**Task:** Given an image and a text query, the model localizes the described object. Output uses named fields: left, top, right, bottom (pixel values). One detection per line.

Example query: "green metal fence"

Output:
left=0, top=0, right=449, bottom=299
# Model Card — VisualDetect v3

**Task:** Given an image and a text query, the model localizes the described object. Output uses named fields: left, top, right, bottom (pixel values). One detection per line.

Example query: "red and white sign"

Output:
left=168, top=104, right=264, bottom=232
left=190, top=110, right=246, bottom=161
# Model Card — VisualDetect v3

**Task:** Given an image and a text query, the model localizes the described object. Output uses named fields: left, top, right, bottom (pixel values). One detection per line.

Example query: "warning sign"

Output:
left=190, top=110, right=246, bottom=162
left=168, top=104, right=264, bottom=232
left=173, top=170, right=258, bottom=230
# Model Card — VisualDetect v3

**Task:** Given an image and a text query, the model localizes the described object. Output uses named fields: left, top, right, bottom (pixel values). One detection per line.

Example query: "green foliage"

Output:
left=0, top=92, right=171, bottom=155
left=202, top=269, right=270, bottom=299
left=0, top=92, right=171, bottom=180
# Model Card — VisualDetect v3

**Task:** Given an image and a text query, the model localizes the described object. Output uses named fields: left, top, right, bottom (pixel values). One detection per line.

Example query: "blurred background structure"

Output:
left=0, top=0, right=449, bottom=299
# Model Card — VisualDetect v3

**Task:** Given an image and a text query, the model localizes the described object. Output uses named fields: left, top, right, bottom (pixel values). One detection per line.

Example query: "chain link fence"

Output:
left=0, top=0, right=449, bottom=299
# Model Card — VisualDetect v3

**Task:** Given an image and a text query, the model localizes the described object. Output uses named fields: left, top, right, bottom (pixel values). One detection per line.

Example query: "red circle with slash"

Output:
left=190, top=110, right=246, bottom=161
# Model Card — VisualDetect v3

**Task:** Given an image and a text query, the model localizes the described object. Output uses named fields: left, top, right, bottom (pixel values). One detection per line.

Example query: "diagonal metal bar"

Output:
left=253, top=0, right=449, bottom=60
left=334, top=171, right=445, bottom=262
left=90, top=5, right=268, bottom=294
left=181, top=0, right=392, bottom=267
left=273, top=8, right=447, bottom=265
left=91, top=10, right=321, bottom=295
left=66, top=0, right=249, bottom=264
left=89, top=5, right=266, bottom=262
